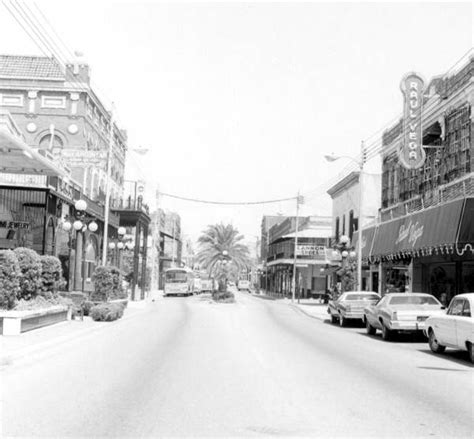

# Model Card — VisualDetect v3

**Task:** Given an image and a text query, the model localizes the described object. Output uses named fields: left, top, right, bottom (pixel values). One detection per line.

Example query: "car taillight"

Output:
left=391, top=311, right=398, bottom=320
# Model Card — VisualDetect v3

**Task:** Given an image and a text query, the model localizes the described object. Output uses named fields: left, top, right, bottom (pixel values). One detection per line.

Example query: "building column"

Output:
left=132, top=223, right=141, bottom=300
left=140, top=222, right=148, bottom=300
left=74, top=231, right=83, bottom=291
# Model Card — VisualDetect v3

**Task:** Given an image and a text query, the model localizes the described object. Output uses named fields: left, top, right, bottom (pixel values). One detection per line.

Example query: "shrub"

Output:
left=92, top=265, right=125, bottom=301
left=14, top=247, right=42, bottom=300
left=90, top=302, right=125, bottom=322
left=213, top=291, right=235, bottom=303
left=40, top=255, right=65, bottom=297
left=81, top=300, right=95, bottom=316
left=0, top=250, right=21, bottom=310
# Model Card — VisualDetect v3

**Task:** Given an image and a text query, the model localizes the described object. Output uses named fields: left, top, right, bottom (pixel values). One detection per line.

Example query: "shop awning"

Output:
left=352, top=225, right=377, bottom=259
left=457, top=197, right=474, bottom=250
left=370, top=198, right=466, bottom=257
left=0, top=124, right=65, bottom=176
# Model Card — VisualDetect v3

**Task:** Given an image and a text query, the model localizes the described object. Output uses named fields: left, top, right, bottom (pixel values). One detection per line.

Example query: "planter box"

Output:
left=0, top=306, right=71, bottom=336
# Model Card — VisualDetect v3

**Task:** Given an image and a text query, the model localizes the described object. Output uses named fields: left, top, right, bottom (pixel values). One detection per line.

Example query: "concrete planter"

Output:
left=0, top=305, right=71, bottom=336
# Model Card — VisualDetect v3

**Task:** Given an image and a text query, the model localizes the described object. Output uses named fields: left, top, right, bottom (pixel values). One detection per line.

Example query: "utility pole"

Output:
left=291, top=192, right=302, bottom=303
left=171, top=216, right=176, bottom=267
left=102, top=103, right=114, bottom=265
left=357, top=141, right=365, bottom=291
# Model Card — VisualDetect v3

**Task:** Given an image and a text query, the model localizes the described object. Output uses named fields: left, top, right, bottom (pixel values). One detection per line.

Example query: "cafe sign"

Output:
left=399, top=72, right=426, bottom=170
left=395, top=220, right=424, bottom=248
left=296, top=244, right=326, bottom=257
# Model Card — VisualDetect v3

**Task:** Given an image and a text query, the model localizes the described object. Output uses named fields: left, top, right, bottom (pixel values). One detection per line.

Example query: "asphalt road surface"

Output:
left=1, top=291, right=473, bottom=437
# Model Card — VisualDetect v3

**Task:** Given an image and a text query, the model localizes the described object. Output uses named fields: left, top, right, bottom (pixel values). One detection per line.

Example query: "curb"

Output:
left=0, top=304, right=152, bottom=367
left=250, top=293, right=277, bottom=301
left=289, top=303, right=329, bottom=322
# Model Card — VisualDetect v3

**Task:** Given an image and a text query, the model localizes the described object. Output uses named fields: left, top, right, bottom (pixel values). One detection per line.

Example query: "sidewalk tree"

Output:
left=196, top=223, right=250, bottom=295
left=40, top=255, right=66, bottom=298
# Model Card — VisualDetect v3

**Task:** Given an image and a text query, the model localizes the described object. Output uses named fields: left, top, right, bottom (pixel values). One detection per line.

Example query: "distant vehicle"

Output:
left=363, top=293, right=445, bottom=340
left=327, top=291, right=380, bottom=326
left=163, top=268, right=195, bottom=297
left=237, top=280, right=250, bottom=291
left=196, top=271, right=214, bottom=293
left=424, top=293, right=474, bottom=363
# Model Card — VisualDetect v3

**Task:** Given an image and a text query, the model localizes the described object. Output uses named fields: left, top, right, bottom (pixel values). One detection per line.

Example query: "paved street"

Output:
left=1, top=291, right=473, bottom=438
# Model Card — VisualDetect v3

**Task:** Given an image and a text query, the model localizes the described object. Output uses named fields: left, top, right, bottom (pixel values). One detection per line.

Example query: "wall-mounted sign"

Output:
left=399, top=72, right=426, bottom=169
left=296, top=244, right=326, bottom=256
left=0, top=221, right=30, bottom=230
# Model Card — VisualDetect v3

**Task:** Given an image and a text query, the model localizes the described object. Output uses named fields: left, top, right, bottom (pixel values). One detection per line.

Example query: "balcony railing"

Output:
left=112, top=196, right=150, bottom=215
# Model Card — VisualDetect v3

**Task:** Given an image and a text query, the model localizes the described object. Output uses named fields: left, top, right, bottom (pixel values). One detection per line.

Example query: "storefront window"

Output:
left=429, top=264, right=456, bottom=305
left=462, top=264, right=474, bottom=293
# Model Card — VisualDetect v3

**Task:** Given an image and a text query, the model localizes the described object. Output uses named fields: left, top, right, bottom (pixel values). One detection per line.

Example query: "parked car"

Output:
left=363, top=293, right=445, bottom=340
left=327, top=291, right=380, bottom=326
left=423, top=293, right=474, bottom=363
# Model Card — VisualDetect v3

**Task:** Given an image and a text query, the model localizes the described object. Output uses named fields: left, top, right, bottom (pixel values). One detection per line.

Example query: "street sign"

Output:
left=296, top=264, right=309, bottom=268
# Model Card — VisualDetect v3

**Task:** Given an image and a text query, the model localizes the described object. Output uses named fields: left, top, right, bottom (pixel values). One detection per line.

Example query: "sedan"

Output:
left=363, top=293, right=445, bottom=341
left=424, top=293, right=474, bottom=363
left=328, top=291, right=380, bottom=326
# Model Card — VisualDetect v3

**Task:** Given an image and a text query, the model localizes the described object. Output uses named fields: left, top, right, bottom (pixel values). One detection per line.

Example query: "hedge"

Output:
left=0, top=250, right=21, bottom=310
left=90, top=302, right=125, bottom=322
left=14, top=247, right=42, bottom=300
left=40, top=255, right=65, bottom=298
left=91, top=265, right=125, bottom=302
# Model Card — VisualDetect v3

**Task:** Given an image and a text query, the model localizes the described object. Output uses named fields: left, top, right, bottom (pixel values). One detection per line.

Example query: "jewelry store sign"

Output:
left=399, top=72, right=426, bottom=169
left=296, top=244, right=326, bottom=256
left=0, top=221, right=30, bottom=230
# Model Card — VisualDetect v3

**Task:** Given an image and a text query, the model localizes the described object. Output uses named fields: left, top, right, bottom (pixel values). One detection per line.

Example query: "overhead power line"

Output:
left=158, top=192, right=298, bottom=206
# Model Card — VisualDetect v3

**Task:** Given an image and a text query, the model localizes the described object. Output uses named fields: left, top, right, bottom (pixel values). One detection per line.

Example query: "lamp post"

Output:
left=324, top=141, right=366, bottom=291
left=291, top=193, right=303, bottom=303
left=108, top=226, right=127, bottom=268
left=61, top=199, right=98, bottom=292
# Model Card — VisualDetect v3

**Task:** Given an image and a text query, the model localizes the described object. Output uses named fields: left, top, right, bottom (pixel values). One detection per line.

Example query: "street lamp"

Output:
left=324, top=143, right=366, bottom=291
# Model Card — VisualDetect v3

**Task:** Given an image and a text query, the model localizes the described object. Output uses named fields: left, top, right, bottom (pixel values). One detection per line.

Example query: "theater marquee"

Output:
left=399, top=72, right=426, bottom=170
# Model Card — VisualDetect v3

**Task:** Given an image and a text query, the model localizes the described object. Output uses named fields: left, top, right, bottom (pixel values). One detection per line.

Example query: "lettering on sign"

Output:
left=395, top=220, right=424, bottom=247
left=399, top=72, right=426, bottom=169
left=296, top=245, right=326, bottom=256
left=0, top=221, right=30, bottom=230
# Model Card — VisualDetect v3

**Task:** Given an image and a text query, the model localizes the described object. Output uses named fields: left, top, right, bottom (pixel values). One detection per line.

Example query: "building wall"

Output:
left=0, top=56, right=127, bottom=206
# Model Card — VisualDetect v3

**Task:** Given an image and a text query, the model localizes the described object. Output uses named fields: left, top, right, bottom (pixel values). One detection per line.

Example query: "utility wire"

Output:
left=158, top=192, right=298, bottom=205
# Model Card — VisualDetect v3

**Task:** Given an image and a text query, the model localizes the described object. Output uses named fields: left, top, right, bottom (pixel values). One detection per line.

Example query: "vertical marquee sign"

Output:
left=399, top=72, right=426, bottom=169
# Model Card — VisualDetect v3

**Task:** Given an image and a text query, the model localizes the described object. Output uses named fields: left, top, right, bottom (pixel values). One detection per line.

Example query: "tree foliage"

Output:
left=196, top=223, right=250, bottom=293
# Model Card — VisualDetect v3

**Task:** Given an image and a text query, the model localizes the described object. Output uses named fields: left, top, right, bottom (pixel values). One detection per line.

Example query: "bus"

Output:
left=196, top=271, right=215, bottom=293
left=163, top=268, right=195, bottom=297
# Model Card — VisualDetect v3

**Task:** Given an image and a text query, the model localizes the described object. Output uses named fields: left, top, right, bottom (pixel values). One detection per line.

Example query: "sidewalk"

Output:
left=250, top=290, right=330, bottom=321
left=0, top=294, right=158, bottom=368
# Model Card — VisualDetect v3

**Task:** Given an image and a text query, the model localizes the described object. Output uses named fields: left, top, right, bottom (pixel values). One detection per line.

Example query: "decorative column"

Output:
left=27, top=90, right=37, bottom=114
left=74, top=231, right=83, bottom=291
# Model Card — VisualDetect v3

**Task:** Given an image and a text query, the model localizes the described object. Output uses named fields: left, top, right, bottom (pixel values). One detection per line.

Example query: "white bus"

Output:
left=163, top=268, right=195, bottom=297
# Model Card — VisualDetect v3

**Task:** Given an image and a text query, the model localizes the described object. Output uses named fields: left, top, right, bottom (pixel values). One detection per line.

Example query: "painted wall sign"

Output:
left=399, top=72, right=426, bottom=169
left=0, top=221, right=30, bottom=230
left=296, top=244, right=326, bottom=256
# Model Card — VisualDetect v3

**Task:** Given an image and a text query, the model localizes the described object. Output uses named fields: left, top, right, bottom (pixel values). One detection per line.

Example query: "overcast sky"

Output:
left=0, top=1, right=472, bottom=247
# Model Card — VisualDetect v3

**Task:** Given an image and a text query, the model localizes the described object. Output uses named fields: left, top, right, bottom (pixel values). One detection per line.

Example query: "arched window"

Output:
left=39, top=134, right=63, bottom=150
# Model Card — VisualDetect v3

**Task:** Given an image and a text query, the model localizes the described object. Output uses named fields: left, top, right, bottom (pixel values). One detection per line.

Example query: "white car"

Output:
left=424, top=293, right=474, bottom=363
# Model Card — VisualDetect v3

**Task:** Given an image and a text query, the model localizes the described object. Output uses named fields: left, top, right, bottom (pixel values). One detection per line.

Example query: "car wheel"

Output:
left=339, top=314, right=346, bottom=327
left=381, top=322, right=392, bottom=341
left=366, top=319, right=376, bottom=335
left=467, top=342, right=473, bottom=364
left=330, top=315, right=338, bottom=324
left=428, top=330, right=446, bottom=354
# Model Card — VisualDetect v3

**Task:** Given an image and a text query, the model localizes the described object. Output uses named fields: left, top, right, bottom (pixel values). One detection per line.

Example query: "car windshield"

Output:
left=389, top=295, right=439, bottom=305
left=344, top=294, right=379, bottom=301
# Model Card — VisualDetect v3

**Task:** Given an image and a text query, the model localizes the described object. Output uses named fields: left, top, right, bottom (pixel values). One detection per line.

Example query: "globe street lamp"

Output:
left=325, top=144, right=366, bottom=291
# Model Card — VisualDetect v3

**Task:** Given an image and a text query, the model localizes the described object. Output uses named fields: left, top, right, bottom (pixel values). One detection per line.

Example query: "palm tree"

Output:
left=196, top=223, right=251, bottom=294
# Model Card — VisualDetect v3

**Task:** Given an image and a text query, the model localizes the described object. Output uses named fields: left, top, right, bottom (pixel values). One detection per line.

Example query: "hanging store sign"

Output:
left=296, top=244, right=326, bottom=256
left=0, top=221, right=30, bottom=230
left=399, top=72, right=426, bottom=170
